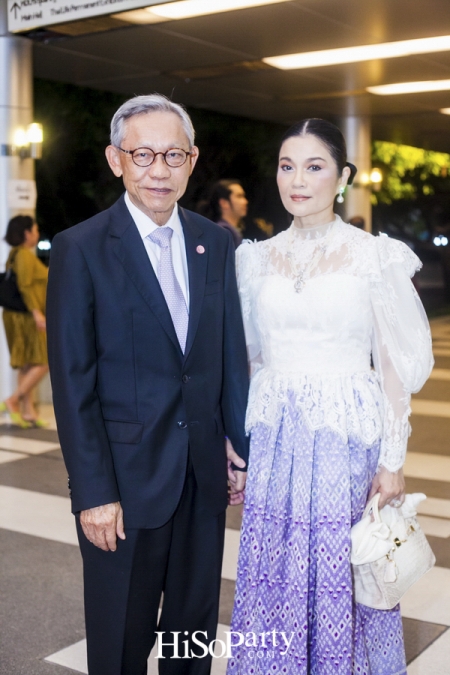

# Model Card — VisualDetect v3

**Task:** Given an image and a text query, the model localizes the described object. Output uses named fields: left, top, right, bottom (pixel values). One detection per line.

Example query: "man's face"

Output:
left=224, top=184, right=248, bottom=220
left=106, top=111, right=199, bottom=226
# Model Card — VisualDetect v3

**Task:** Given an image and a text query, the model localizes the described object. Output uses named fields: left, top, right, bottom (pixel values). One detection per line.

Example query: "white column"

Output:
left=341, top=115, right=372, bottom=232
left=0, top=0, right=34, bottom=400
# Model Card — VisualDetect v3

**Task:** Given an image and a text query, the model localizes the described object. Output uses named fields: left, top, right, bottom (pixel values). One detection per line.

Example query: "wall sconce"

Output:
left=352, top=169, right=383, bottom=190
left=1, top=123, right=43, bottom=159
left=370, top=168, right=383, bottom=191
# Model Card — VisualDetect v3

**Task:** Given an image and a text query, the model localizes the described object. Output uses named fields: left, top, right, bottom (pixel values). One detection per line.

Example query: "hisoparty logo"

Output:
left=154, top=630, right=295, bottom=659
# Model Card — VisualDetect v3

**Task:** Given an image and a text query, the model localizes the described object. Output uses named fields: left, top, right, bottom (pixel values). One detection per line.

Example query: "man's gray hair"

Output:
left=110, top=94, right=195, bottom=148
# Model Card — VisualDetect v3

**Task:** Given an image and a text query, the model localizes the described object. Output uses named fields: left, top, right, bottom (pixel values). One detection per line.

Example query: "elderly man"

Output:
left=47, top=95, right=249, bottom=675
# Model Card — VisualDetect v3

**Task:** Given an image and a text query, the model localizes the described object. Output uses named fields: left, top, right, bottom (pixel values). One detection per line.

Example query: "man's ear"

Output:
left=188, top=145, right=200, bottom=175
left=105, top=145, right=123, bottom=178
left=219, top=197, right=230, bottom=214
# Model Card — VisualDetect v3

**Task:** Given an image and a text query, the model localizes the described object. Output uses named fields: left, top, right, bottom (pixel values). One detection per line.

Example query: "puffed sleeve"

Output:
left=236, top=241, right=262, bottom=377
left=370, top=235, right=434, bottom=472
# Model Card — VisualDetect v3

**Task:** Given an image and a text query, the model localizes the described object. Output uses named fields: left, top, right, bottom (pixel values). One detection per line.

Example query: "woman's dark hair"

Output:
left=208, top=179, right=243, bottom=222
left=4, top=215, right=34, bottom=247
left=280, top=118, right=357, bottom=185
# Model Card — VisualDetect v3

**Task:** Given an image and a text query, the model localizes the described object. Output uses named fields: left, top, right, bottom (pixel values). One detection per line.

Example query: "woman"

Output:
left=1, top=215, right=49, bottom=428
left=227, top=119, right=433, bottom=675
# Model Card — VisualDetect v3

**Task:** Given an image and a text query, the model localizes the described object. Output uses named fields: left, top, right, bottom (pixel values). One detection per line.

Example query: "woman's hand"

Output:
left=32, top=309, right=46, bottom=332
left=368, top=466, right=406, bottom=509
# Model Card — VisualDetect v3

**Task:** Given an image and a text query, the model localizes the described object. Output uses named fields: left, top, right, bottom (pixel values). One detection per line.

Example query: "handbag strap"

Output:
left=6, top=247, right=20, bottom=272
left=362, top=493, right=382, bottom=522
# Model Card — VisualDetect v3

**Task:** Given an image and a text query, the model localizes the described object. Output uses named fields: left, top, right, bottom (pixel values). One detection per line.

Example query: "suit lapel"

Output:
left=109, top=197, right=182, bottom=354
left=180, top=208, right=207, bottom=361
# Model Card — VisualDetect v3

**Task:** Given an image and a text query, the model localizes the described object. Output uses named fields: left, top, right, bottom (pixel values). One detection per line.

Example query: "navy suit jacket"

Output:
left=47, top=195, right=249, bottom=528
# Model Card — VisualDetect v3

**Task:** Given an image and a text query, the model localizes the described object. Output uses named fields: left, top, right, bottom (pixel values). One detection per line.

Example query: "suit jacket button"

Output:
left=177, top=421, right=187, bottom=429
left=182, top=374, right=190, bottom=383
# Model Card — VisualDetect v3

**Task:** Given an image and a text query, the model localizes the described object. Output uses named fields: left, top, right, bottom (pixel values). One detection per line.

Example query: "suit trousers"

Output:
left=76, top=461, right=226, bottom=675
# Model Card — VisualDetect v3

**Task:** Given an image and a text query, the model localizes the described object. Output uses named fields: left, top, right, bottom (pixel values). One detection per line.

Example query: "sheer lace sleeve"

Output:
left=236, top=241, right=263, bottom=377
left=370, top=236, right=434, bottom=472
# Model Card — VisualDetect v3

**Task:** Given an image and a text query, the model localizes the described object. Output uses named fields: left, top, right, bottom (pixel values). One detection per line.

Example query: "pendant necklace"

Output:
left=286, top=220, right=337, bottom=293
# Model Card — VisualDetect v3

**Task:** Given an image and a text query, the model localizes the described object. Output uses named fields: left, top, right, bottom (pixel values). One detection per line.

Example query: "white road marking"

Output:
left=401, top=566, right=450, bottom=626
left=0, top=485, right=77, bottom=545
left=404, top=452, right=450, bottom=483
left=411, top=399, right=450, bottom=418
left=0, top=434, right=60, bottom=455
left=407, top=625, right=450, bottom=674
left=428, top=368, right=450, bottom=381
left=0, top=449, right=27, bottom=464
left=222, top=528, right=239, bottom=581
left=418, top=497, right=450, bottom=520
left=417, top=515, right=450, bottom=538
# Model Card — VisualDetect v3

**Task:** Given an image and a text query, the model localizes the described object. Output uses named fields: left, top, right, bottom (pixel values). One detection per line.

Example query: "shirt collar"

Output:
left=125, top=192, right=182, bottom=240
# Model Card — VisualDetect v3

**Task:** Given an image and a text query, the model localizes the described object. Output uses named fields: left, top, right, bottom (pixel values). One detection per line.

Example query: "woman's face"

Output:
left=277, top=134, right=349, bottom=225
left=24, top=223, right=39, bottom=247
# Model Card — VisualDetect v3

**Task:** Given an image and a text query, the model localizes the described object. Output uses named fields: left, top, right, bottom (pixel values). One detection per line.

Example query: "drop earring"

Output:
left=336, top=186, right=345, bottom=203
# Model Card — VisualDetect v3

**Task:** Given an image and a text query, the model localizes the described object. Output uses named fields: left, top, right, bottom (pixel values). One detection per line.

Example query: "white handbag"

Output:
left=350, top=493, right=435, bottom=610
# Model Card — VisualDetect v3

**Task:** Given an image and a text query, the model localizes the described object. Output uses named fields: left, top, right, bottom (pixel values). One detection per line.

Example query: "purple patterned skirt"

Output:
left=227, top=395, right=406, bottom=675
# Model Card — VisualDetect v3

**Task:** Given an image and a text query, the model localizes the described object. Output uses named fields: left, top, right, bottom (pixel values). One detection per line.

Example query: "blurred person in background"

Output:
left=0, top=215, right=49, bottom=428
left=210, top=179, right=248, bottom=248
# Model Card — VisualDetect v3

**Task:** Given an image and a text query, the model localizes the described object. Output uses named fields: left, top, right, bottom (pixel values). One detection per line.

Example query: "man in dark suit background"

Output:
left=47, top=94, right=249, bottom=675
left=210, top=179, right=248, bottom=249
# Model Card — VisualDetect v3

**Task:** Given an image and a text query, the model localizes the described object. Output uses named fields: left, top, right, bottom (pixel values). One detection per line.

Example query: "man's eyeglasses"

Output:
left=117, top=146, right=193, bottom=168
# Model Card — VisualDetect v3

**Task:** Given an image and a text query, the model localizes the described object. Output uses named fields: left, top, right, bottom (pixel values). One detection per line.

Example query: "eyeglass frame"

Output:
left=116, top=145, right=194, bottom=168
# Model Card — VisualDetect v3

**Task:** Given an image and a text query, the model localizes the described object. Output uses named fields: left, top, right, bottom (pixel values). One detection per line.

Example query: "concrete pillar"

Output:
left=341, top=115, right=372, bottom=232
left=0, top=0, right=34, bottom=401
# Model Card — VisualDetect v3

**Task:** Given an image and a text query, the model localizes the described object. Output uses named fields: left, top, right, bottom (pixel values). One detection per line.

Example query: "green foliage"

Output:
left=371, top=141, right=450, bottom=204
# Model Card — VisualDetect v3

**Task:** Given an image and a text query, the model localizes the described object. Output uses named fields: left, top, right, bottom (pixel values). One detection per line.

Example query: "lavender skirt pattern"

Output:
left=227, top=396, right=407, bottom=675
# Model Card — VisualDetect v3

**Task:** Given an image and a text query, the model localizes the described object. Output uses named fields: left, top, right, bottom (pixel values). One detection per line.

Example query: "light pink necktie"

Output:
left=148, top=227, right=189, bottom=353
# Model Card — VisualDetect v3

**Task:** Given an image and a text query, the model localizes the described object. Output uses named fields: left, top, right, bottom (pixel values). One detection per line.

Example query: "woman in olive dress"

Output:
left=1, top=215, right=49, bottom=427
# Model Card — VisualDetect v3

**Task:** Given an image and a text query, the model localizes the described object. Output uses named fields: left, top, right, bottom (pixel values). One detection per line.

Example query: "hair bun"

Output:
left=346, top=162, right=357, bottom=185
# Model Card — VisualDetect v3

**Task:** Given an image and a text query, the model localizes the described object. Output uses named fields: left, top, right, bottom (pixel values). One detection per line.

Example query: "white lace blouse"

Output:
left=236, top=216, right=434, bottom=472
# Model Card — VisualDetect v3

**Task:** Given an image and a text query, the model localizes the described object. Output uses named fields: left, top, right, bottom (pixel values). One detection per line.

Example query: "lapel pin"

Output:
left=196, top=245, right=205, bottom=254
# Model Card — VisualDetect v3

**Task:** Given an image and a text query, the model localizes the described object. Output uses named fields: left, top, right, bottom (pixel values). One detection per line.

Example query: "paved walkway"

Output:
left=1, top=318, right=450, bottom=674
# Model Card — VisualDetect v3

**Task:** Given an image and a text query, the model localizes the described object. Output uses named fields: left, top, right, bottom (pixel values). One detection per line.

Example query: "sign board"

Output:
left=8, top=0, right=175, bottom=33
left=8, top=180, right=37, bottom=210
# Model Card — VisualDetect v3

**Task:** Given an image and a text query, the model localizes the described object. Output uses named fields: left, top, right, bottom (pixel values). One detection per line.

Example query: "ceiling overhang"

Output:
left=17, top=0, right=450, bottom=152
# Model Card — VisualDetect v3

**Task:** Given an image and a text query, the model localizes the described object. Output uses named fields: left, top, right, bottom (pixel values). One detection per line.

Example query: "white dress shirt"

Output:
left=125, top=192, right=190, bottom=308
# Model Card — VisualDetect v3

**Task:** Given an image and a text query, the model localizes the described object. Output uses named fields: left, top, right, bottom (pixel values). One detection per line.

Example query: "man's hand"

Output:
left=368, top=466, right=406, bottom=509
left=226, top=438, right=247, bottom=506
left=80, top=502, right=125, bottom=552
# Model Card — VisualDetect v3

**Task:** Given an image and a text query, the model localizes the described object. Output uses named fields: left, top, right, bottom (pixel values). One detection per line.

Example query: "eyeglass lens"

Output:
left=131, top=148, right=189, bottom=168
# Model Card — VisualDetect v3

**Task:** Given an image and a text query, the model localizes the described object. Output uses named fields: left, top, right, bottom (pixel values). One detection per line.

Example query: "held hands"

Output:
left=368, top=465, right=406, bottom=509
left=80, top=501, right=126, bottom=552
left=226, top=437, right=247, bottom=506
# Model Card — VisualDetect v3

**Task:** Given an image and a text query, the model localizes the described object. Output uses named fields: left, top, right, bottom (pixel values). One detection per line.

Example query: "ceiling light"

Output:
left=117, top=0, right=289, bottom=23
left=150, top=0, right=288, bottom=19
left=263, top=35, right=450, bottom=70
left=111, top=8, right=168, bottom=23
left=440, top=108, right=450, bottom=114
left=367, top=79, right=450, bottom=95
